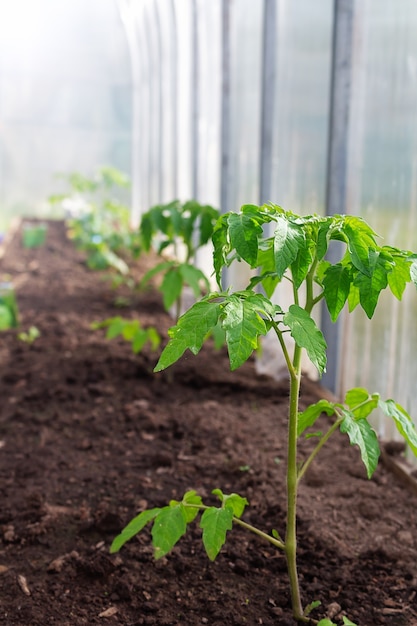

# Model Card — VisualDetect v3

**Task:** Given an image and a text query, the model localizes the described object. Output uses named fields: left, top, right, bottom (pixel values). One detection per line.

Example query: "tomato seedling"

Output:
left=51, top=166, right=140, bottom=274
left=140, top=199, right=220, bottom=320
left=111, top=205, right=417, bottom=624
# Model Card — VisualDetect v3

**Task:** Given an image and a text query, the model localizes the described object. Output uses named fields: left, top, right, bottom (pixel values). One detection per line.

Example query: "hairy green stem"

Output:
left=285, top=343, right=304, bottom=620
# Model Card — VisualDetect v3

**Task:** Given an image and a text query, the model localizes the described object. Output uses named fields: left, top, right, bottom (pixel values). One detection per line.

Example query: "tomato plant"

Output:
left=111, top=205, right=417, bottom=623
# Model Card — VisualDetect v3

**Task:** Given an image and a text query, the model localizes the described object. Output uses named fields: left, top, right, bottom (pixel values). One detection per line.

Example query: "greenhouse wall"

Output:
left=123, top=0, right=417, bottom=446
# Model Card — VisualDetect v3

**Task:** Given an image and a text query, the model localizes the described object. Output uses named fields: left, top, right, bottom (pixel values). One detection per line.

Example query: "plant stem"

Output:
left=285, top=343, right=305, bottom=620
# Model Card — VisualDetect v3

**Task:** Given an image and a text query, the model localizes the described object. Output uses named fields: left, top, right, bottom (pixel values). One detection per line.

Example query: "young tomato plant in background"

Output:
left=51, top=166, right=140, bottom=274
left=140, top=199, right=220, bottom=320
left=111, top=205, right=417, bottom=624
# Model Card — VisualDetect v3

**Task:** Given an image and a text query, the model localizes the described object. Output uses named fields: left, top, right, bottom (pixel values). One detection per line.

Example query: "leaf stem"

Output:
left=297, top=417, right=343, bottom=483
left=233, top=517, right=285, bottom=550
left=183, top=503, right=285, bottom=550
left=271, top=321, right=296, bottom=379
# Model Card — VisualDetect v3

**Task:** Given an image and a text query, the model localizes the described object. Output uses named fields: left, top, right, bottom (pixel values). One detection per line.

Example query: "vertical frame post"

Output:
left=321, top=0, right=354, bottom=392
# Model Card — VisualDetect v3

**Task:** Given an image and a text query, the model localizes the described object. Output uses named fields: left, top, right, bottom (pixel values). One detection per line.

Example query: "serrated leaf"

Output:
left=147, top=326, right=161, bottom=351
left=152, top=504, right=187, bottom=559
left=291, top=241, right=313, bottom=289
left=347, top=280, right=360, bottom=312
left=343, top=216, right=378, bottom=276
left=212, top=490, right=248, bottom=518
left=273, top=217, right=305, bottom=279
left=410, top=258, right=417, bottom=288
left=106, top=317, right=125, bottom=339
left=182, top=490, right=203, bottom=523
left=354, top=250, right=391, bottom=318
left=387, top=256, right=412, bottom=299
left=340, top=411, right=380, bottom=478
left=379, top=399, right=417, bottom=457
left=323, top=264, right=351, bottom=322
left=132, top=328, right=148, bottom=353
left=200, top=506, right=234, bottom=560
left=344, top=388, right=379, bottom=419
left=141, top=260, right=175, bottom=287
left=161, top=267, right=183, bottom=311
left=228, top=212, right=263, bottom=267
left=154, top=298, right=222, bottom=371
left=283, top=305, right=327, bottom=375
left=110, top=508, right=160, bottom=553
left=222, top=294, right=271, bottom=370
left=298, top=400, right=336, bottom=436
left=179, top=263, right=210, bottom=298
left=316, top=220, right=333, bottom=260
left=212, top=214, right=230, bottom=286
left=119, top=320, right=139, bottom=341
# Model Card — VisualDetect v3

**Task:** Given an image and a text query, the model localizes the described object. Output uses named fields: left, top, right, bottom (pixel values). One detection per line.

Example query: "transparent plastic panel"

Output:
left=196, top=0, right=221, bottom=208
left=341, top=0, right=417, bottom=445
left=229, top=0, right=263, bottom=212
left=174, top=0, right=193, bottom=201
left=157, top=0, right=177, bottom=204
left=271, top=0, right=333, bottom=215
left=257, top=1, right=333, bottom=381
left=0, top=0, right=131, bottom=231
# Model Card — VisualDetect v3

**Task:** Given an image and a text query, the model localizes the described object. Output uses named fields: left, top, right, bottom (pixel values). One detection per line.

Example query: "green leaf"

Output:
left=317, top=620, right=337, bottom=626
left=132, top=328, right=148, bottom=353
left=347, top=280, right=360, bottom=312
left=340, top=411, right=380, bottom=478
left=273, top=217, right=305, bottom=279
left=147, top=326, right=161, bottom=351
left=343, top=216, right=378, bottom=276
left=323, top=264, right=351, bottom=322
left=387, top=256, right=412, bottom=299
left=212, top=214, right=230, bottom=286
left=222, top=293, right=274, bottom=370
left=200, top=506, right=234, bottom=560
left=283, top=305, right=327, bottom=375
left=410, top=258, right=417, bottom=288
left=154, top=298, right=222, bottom=371
left=152, top=504, right=187, bottom=559
left=354, top=250, right=391, bottom=318
left=291, top=241, right=313, bottom=289
left=343, top=618, right=359, bottom=626
left=344, top=388, right=379, bottom=419
left=212, top=489, right=248, bottom=518
left=161, top=267, right=183, bottom=311
left=182, top=490, right=203, bottom=523
left=228, top=212, right=263, bottom=267
left=379, top=399, right=417, bottom=457
left=141, top=260, right=175, bottom=287
left=106, top=317, right=125, bottom=339
left=179, top=263, right=210, bottom=299
left=298, top=400, right=336, bottom=437
left=110, top=508, right=160, bottom=553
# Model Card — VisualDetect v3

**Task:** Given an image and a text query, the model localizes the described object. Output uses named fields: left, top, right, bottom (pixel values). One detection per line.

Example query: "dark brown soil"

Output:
left=0, top=220, right=416, bottom=626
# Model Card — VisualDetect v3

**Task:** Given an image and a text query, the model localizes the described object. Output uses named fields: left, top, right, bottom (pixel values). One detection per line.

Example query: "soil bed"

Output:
left=0, top=220, right=416, bottom=625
